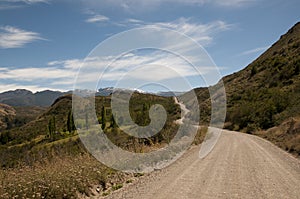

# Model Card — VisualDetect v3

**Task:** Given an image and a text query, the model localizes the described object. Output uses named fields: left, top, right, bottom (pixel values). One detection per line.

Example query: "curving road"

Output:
left=105, top=129, right=300, bottom=199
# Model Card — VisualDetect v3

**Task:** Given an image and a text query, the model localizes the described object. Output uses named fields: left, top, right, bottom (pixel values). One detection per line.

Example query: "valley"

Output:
left=0, top=22, right=299, bottom=198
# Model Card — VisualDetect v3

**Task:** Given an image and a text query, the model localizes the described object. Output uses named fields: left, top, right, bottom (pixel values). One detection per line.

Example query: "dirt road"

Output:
left=105, top=129, right=300, bottom=199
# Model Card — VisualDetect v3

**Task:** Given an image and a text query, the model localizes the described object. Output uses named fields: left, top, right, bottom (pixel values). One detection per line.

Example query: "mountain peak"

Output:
left=10, top=89, right=33, bottom=95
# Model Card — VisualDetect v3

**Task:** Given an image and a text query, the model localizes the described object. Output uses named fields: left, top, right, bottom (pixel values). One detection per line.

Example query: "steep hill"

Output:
left=189, top=22, right=300, bottom=155
left=224, top=22, right=300, bottom=131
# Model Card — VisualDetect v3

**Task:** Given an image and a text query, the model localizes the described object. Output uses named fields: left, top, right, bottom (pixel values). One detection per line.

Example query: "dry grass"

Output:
left=0, top=124, right=208, bottom=198
left=254, top=117, right=300, bottom=157
left=193, top=126, right=208, bottom=145
left=0, top=154, right=136, bottom=198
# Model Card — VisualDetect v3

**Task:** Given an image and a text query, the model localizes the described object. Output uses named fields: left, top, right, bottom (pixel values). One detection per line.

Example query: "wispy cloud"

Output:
left=0, top=17, right=228, bottom=91
left=147, top=19, right=231, bottom=45
left=0, top=0, right=49, bottom=10
left=81, top=0, right=257, bottom=11
left=0, top=26, right=44, bottom=48
left=0, top=64, right=77, bottom=92
left=0, top=48, right=216, bottom=92
left=240, top=46, right=269, bottom=56
left=208, top=0, right=257, bottom=7
left=1, top=0, right=49, bottom=4
left=118, top=18, right=232, bottom=46
left=47, top=50, right=216, bottom=89
left=85, top=14, right=110, bottom=23
left=0, top=66, right=76, bottom=81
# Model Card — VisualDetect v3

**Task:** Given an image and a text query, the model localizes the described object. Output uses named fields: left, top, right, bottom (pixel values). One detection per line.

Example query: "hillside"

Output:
left=0, top=103, right=16, bottom=131
left=224, top=22, right=300, bottom=131
left=191, top=22, right=300, bottom=155
left=0, top=91, right=182, bottom=197
left=0, top=92, right=181, bottom=166
left=0, top=104, right=46, bottom=132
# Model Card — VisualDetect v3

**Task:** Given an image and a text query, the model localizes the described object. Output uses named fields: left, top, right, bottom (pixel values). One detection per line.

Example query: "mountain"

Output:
left=97, top=87, right=184, bottom=97
left=97, top=87, right=147, bottom=96
left=223, top=22, right=300, bottom=131
left=97, top=87, right=114, bottom=96
left=0, top=89, right=66, bottom=107
left=157, top=91, right=185, bottom=97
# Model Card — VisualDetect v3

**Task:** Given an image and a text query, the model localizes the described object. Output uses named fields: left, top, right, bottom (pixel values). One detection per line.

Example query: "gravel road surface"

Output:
left=105, top=130, right=300, bottom=199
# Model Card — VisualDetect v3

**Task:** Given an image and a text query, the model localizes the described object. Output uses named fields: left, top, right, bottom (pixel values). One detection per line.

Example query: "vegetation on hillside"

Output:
left=0, top=91, right=183, bottom=197
left=224, top=22, right=300, bottom=134
left=0, top=92, right=181, bottom=167
left=192, top=22, right=300, bottom=156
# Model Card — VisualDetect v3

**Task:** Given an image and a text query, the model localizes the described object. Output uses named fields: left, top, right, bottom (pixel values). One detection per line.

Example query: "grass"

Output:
left=193, top=126, right=208, bottom=145
left=254, top=117, right=300, bottom=157
left=0, top=154, right=135, bottom=198
left=0, top=155, right=104, bottom=198
left=112, top=183, right=123, bottom=191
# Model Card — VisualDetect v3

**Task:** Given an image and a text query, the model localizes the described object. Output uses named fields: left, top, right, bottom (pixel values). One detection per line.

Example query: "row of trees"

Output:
left=47, top=111, right=76, bottom=140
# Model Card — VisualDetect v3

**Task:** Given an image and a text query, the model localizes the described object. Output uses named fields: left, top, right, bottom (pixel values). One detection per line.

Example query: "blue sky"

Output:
left=0, top=0, right=299, bottom=92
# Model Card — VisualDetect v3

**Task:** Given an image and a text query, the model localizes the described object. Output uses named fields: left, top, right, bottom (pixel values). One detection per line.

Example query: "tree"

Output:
left=48, top=116, right=56, bottom=139
left=110, top=114, right=116, bottom=128
left=0, top=131, right=11, bottom=144
left=101, top=106, right=106, bottom=130
left=4, top=116, right=12, bottom=129
left=85, top=112, right=89, bottom=130
left=67, top=111, right=76, bottom=133
left=250, top=65, right=257, bottom=77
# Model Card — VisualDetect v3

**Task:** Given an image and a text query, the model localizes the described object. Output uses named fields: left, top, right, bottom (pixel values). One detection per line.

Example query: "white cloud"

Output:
left=0, top=47, right=218, bottom=92
left=0, top=17, right=228, bottom=91
left=211, top=0, right=257, bottom=7
left=21, top=0, right=49, bottom=3
left=81, top=0, right=257, bottom=11
left=126, top=18, right=144, bottom=24
left=0, top=26, right=44, bottom=48
left=120, top=18, right=232, bottom=47
left=151, top=19, right=230, bottom=45
left=85, top=14, right=110, bottom=23
left=1, top=0, right=49, bottom=4
left=240, top=46, right=269, bottom=56
left=0, top=66, right=76, bottom=81
left=0, top=0, right=49, bottom=9
left=169, top=0, right=257, bottom=7
left=47, top=51, right=215, bottom=86
left=0, top=63, right=78, bottom=92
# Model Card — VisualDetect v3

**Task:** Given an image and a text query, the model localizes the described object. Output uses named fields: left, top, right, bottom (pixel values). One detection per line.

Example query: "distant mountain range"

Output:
left=97, top=87, right=184, bottom=97
left=0, top=88, right=184, bottom=107
left=0, top=89, right=66, bottom=107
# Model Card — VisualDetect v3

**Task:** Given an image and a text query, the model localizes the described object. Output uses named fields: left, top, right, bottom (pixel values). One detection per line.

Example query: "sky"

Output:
left=0, top=0, right=299, bottom=93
